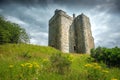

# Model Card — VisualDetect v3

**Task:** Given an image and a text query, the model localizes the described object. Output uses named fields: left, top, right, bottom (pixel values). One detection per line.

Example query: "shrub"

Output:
left=50, top=53, right=72, bottom=74
left=90, top=47, right=120, bottom=67
left=0, top=16, right=29, bottom=44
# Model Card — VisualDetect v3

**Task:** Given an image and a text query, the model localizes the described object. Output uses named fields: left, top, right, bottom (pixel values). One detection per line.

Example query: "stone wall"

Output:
left=49, top=11, right=61, bottom=50
left=69, top=14, right=94, bottom=53
left=49, top=9, right=73, bottom=52
left=69, top=22, right=75, bottom=53
left=60, top=13, right=73, bottom=52
left=49, top=9, right=94, bottom=53
left=74, top=14, right=86, bottom=53
left=74, top=14, right=94, bottom=53
left=82, top=14, right=93, bottom=53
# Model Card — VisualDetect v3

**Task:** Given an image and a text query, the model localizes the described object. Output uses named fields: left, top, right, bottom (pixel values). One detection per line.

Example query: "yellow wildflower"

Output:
left=102, top=70, right=109, bottom=73
left=33, top=62, right=38, bottom=65
left=111, top=78, right=118, bottom=80
left=43, top=58, right=49, bottom=62
left=32, top=62, right=40, bottom=68
left=21, top=64, right=25, bottom=67
left=94, top=65, right=101, bottom=70
left=35, top=64, right=40, bottom=68
left=25, top=63, right=31, bottom=66
left=9, top=65, right=13, bottom=68
left=84, top=64, right=93, bottom=67
left=92, top=63, right=98, bottom=66
left=28, top=64, right=33, bottom=68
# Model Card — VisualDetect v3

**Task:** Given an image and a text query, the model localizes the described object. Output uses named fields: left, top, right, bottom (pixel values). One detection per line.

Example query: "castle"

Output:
left=48, top=9, right=94, bottom=53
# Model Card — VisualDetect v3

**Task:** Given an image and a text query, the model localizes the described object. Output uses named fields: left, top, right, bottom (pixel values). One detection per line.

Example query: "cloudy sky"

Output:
left=0, top=0, right=120, bottom=47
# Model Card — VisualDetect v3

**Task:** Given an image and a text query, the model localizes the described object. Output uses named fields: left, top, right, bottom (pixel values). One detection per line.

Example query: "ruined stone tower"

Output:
left=49, top=9, right=94, bottom=53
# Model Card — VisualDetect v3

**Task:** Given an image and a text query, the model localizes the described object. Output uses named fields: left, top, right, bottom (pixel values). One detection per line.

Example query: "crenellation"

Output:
left=55, top=9, right=66, bottom=15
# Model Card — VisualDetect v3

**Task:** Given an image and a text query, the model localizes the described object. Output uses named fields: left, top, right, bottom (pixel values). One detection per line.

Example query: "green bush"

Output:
left=0, top=16, right=29, bottom=44
left=90, top=47, right=120, bottom=67
left=50, top=53, right=72, bottom=74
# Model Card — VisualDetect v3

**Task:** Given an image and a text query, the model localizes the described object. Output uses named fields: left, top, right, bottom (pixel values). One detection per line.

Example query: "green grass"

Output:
left=0, top=44, right=120, bottom=80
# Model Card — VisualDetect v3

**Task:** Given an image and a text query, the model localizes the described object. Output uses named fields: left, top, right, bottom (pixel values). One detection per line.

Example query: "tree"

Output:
left=0, top=16, right=30, bottom=44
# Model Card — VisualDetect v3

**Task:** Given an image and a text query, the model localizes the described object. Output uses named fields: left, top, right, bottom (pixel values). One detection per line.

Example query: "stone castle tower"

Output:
left=49, top=9, right=94, bottom=53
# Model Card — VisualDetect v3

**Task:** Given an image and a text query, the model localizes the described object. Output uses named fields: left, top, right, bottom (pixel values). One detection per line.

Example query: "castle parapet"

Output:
left=49, top=9, right=73, bottom=23
left=55, top=9, right=66, bottom=15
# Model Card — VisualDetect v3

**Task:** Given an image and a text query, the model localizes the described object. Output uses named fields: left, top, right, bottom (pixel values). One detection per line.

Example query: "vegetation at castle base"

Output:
left=90, top=46, right=120, bottom=67
left=0, top=16, right=29, bottom=44
left=0, top=44, right=120, bottom=80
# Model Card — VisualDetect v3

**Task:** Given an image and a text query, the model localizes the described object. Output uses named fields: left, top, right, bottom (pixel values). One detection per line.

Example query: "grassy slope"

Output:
left=0, top=44, right=120, bottom=80
left=0, top=43, right=60, bottom=64
left=0, top=44, right=61, bottom=79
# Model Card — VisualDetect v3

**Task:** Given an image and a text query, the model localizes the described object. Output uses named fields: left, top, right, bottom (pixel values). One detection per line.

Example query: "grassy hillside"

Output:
left=0, top=44, right=120, bottom=80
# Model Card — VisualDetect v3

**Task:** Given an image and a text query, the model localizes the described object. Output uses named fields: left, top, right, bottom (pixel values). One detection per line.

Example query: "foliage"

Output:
left=50, top=53, right=72, bottom=74
left=0, top=44, right=120, bottom=80
left=90, top=46, right=120, bottom=67
left=85, top=63, right=108, bottom=80
left=0, top=16, right=29, bottom=44
left=9, top=62, right=41, bottom=80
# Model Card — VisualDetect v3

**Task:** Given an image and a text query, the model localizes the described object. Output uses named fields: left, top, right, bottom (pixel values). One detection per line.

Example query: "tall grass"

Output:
left=0, top=44, right=120, bottom=80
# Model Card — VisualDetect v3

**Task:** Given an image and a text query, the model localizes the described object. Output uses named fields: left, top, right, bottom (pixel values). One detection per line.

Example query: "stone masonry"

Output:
left=49, top=9, right=94, bottom=53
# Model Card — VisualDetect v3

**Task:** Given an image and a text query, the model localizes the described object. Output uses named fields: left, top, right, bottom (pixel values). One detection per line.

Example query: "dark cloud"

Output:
left=53, top=0, right=99, bottom=6
left=0, top=5, right=49, bottom=45
left=0, top=0, right=119, bottom=13
left=0, top=0, right=46, bottom=4
left=114, top=0, right=120, bottom=13
left=0, top=0, right=47, bottom=6
left=0, top=0, right=120, bottom=47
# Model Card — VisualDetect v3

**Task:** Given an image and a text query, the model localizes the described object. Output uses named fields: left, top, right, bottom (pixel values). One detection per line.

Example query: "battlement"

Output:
left=55, top=9, right=66, bottom=15
left=49, top=9, right=73, bottom=23
left=75, top=13, right=89, bottom=20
